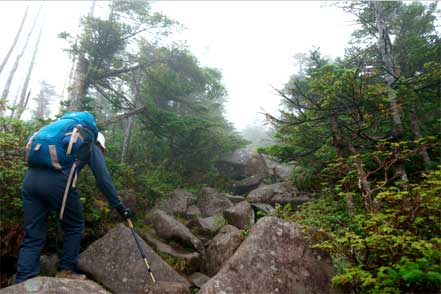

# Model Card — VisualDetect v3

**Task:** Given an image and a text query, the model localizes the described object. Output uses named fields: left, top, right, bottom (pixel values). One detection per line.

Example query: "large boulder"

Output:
left=140, top=232, right=201, bottom=274
left=0, top=277, right=109, bottom=294
left=202, top=225, right=244, bottom=277
left=247, top=182, right=309, bottom=208
left=216, top=149, right=269, bottom=180
left=201, top=217, right=339, bottom=294
left=265, top=156, right=294, bottom=181
left=151, top=210, right=204, bottom=253
left=197, top=188, right=233, bottom=217
left=187, top=215, right=226, bottom=237
left=223, top=201, right=255, bottom=229
left=188, top=272, right=210, bottom=288
left=154, top=190, right=195, bottom=216
left=78, top=224, right=190, bottom=294
left=228, top=174, right=264, bottom=195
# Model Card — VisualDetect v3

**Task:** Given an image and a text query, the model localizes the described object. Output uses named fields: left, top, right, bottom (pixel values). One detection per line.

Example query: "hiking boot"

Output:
left=55, top=269, right=87, bottom=280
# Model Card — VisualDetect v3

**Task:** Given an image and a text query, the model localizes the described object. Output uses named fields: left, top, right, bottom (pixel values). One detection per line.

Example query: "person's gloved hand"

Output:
left=115, top=204, right=134, bottom=220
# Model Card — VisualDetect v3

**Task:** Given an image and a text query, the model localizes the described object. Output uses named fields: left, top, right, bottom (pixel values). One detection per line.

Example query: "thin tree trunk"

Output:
left=9, top=82, right=22, bottom=118
left=0, top=7, right=28, bottom=75
left=374, top=1, right=408, bottom=182
left=1, top=6, right=41, bottom=112
left=66, top=1, right=96, bottom=111
left=348, top=142, right=378, bottom=213
left=121, top=116, right=134, bottom=163
left=15, top=19, right=43, bottom=119
left=67, top=54, right=89, bottom=111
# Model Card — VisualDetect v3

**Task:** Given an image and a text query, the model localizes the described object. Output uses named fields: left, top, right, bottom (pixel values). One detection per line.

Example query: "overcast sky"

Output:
left=0, top=1, right=356, bottom=130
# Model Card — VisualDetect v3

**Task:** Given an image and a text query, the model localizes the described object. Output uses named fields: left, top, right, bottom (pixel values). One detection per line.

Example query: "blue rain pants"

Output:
left=15, top=168, right=84, bottom=283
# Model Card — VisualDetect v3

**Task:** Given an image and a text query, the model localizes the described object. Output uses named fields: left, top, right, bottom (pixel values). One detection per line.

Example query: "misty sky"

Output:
left=0, top=1, right=356, bottom=130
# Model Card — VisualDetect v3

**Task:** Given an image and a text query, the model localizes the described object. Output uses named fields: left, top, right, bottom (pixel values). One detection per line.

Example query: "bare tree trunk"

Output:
left=62, top=52, right=76, bottom=99
left=1, top=6, right=41, bottom=114
left=374, top=1, right=408, bottom=182
left=15, top=20, right=43, bottom=119
left=0, top=7, right=28, bottom=75
left=67, top=55, right=89, bottom=111
left=9, top=82, right=22, bottom=118
left=121, top=116, right=134, bottom=163
left=66, top=1, right=95, bottom=111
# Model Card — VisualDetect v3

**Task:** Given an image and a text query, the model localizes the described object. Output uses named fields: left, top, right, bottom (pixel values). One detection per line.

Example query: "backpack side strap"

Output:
left=49, top=145, right=62, bottom=170
left=59, top=161, right=78, bottom=220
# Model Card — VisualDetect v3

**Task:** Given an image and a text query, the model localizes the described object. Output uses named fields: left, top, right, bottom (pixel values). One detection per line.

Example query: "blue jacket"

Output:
left=77, top=143, right=122, bottom=209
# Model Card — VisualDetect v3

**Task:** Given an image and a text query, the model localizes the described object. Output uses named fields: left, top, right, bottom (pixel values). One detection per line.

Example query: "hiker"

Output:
left=15, top=111, right=133, bottom=283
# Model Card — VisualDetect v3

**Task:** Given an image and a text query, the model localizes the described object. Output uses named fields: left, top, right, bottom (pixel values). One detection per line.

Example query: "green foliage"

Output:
left=158, top=252, right=186, bottom=273
left=281, top=168, right=441, bottom=294
left=0, top=118, right=43, bottom=225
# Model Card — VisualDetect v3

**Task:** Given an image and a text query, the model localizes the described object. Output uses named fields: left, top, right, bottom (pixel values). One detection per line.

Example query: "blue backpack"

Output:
left=25, top=112, right=99, bottom=175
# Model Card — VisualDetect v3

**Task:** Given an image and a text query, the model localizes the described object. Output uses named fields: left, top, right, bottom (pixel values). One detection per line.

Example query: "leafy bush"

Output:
left=283, top=168, right=441, bottom=294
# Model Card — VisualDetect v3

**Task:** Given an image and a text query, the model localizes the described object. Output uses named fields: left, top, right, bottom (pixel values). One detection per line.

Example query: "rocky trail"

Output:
left=0, top=149, right=339, bottom=294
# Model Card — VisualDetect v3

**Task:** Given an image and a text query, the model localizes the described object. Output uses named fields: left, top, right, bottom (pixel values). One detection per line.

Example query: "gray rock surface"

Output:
left=188, top=272, right=210, bottom=288
left=148, top=282, right=191, bottom=294
left=0, top=277, right=109, bottom=294
left=78, top=224, right=190, bottom=294
left=229, top=174, right=264, bottom=195
left=151, top=209, right=204, bottom=253
left=225, top=195, right=246, bottom=203
left=265, top=156, right=294, bottom=181
left=202, top=225, right=244, bottom=277
left=223, top=201, right=255, bottom=229
left=215, top=149, right=269, bottom=180
left=197, top=188, right=233, bottom=217
left=247, top=182, right=309, bottom=208
left=188, top=215, right=225, bottom=237
left=201, top=217, right=339, bottom=294
left=140, top=232, right=201, bottom=274
left=184, top=205, right=201, bottom=218
left=251, top=203, right=276, bottom=215
left=154, top=189, right=195, bottom=216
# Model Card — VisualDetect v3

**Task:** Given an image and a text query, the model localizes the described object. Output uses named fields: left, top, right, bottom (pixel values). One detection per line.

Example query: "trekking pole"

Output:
left=127, top=218, right=156, bottom=283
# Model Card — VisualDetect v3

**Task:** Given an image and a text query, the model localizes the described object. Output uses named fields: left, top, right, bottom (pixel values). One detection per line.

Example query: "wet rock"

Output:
left=223, top=201, right=255, bottom=229
left=197, top=188, right=233, bottom=217
left=78, top=224, right=190, bottom=294
left=201, top=217, right=340, bottom=294
left=0, top=277, right=109, bottom=294
left=151, top=210, right=204, bottom=253
left=202, top=225, right=244, bottom=277
left=216, top=149, right=269, bottom=180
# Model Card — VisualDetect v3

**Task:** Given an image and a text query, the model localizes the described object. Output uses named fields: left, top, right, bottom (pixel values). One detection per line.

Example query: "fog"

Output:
left=0, top=1, right=355, bottom=130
